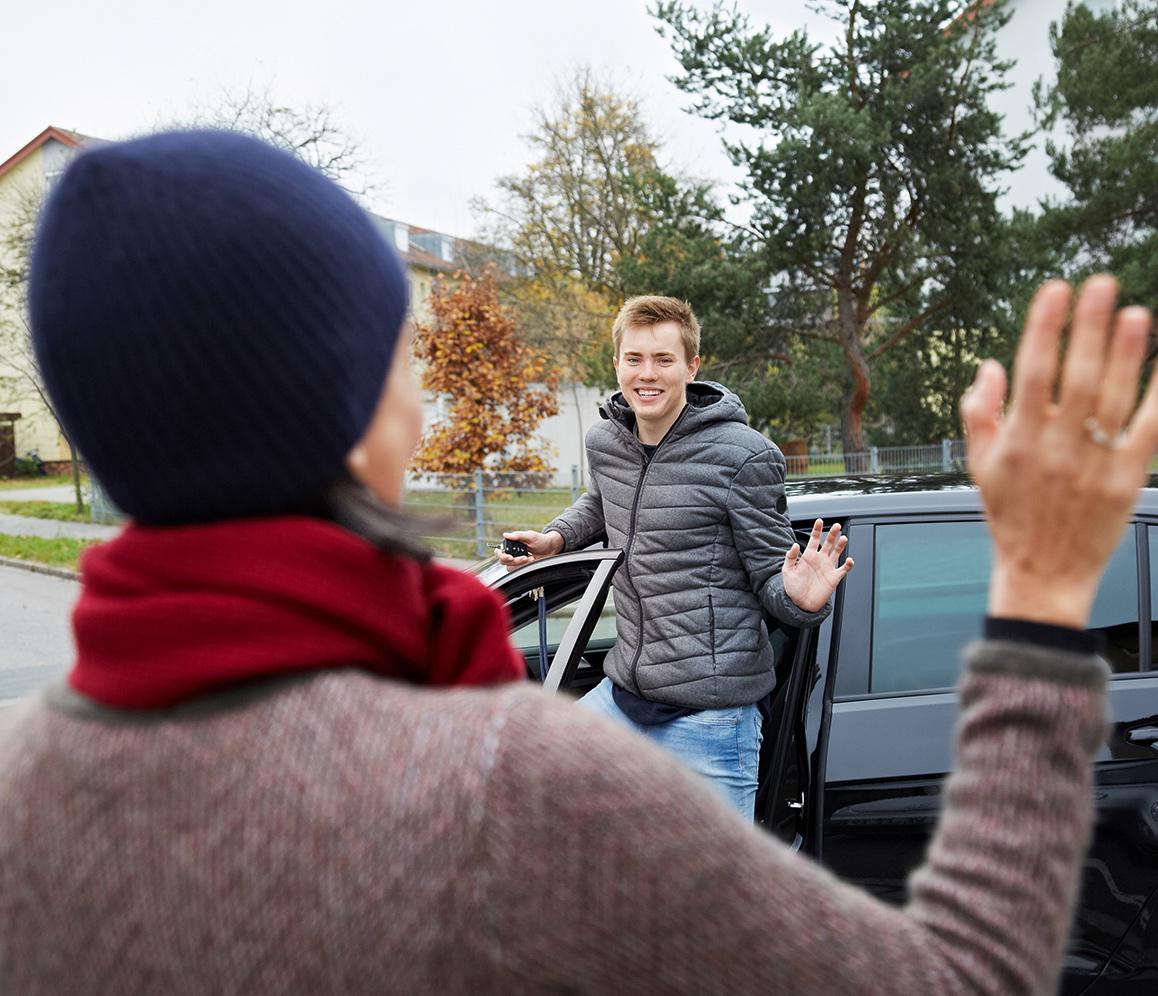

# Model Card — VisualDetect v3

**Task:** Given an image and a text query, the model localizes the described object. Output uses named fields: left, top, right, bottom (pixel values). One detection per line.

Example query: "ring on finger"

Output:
left=1084, top=415, right=1124, bottom=449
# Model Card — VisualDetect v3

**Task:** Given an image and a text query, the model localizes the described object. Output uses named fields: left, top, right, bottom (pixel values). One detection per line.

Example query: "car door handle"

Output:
left=1126, top=726, right=1158, bottom=748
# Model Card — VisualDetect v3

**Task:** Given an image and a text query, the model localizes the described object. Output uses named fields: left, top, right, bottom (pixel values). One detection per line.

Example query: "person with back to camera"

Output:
left=0, top=127, right=1151, bottom=996
left=498, top=295, right=851, bottom=817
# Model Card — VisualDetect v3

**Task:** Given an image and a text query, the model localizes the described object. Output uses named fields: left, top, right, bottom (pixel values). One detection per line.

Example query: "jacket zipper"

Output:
left=707, top=590, right=717, bottom=672
left=620, top=405, right=692, bottom=695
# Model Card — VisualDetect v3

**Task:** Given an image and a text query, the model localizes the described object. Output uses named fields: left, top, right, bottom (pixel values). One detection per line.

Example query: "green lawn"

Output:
left=0, top=474, right=80, bottom=490
left=793, top=458, right=847, bottom=477
left=0, top=500, right=89, bottom=522
left=0, top=535, right=96, bottom=571
left=404, top=486, right=575, bottom=561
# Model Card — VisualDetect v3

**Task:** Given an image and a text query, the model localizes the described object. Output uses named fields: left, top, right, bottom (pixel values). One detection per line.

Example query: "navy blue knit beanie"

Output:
left=28, top=129, right=409, bottom=525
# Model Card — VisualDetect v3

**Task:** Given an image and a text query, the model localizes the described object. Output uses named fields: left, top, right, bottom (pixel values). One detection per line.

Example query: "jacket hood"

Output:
left=601, top=380, right=749, bottom=438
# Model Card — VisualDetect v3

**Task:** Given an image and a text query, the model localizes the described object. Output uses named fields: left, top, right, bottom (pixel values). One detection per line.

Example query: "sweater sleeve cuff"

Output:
left=967, top=632, right=1109, bottom=691
left=984, top=616, right=1103, bottom=655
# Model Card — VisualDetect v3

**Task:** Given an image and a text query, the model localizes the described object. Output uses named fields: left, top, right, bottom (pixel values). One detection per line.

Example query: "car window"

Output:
left=871, top=521, right=1141, bottom=693
left=510, top=599, right=616, bottom=652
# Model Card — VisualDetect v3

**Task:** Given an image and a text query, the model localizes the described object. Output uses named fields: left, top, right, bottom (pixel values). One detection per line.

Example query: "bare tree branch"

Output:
left=184, top=80, right=382, bottom=201
left=868, top=299, right=952, bottom=359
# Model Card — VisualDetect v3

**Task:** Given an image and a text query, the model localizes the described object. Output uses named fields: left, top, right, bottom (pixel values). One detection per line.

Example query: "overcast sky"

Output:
left=7, top=0, right=1068, bottom=238
left=5, top=0, right=840, bottom=238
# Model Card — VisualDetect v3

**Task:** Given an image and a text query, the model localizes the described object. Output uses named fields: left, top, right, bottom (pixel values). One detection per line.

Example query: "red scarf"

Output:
left=70, top=517, right=523, bottom=709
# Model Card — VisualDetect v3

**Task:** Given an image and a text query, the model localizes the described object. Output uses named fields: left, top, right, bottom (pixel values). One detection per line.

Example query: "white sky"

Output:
left=4, top=0, right=835, bottom=238
left=6, top=0, right=1063, bottom=237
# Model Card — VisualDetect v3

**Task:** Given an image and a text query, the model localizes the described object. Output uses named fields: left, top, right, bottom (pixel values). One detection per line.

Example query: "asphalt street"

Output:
left=0, top=513, right=119, bottom=541
left=0, top=485, right=79, bottom=502
left=0, top=563, right=77, bottom=702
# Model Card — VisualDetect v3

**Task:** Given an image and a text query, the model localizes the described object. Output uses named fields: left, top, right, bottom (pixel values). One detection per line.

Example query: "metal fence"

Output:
left=784, top=439, right=966, bottom=477
left=405, top=467, right=584, bottom=562
left=89, top=477, right=125, bottom=525
left=406, top=440, right=966, bottom=559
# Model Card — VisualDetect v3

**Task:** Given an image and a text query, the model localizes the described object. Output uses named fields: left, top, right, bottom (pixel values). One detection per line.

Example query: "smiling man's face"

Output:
left=613, top=320, right=701, bottom=444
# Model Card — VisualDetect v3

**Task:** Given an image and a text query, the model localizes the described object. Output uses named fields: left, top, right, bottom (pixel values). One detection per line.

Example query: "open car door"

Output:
left=483, top=548, right=623, bottom=696
left=756, top=623, right=818, bottom=847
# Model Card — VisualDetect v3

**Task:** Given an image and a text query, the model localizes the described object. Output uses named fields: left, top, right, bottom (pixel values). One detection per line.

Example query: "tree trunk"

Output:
left=67, top=435, right=84, bottom=515
left=836, top=287, right=870, bottom=470
left=840, top=380, right=867, bottom=462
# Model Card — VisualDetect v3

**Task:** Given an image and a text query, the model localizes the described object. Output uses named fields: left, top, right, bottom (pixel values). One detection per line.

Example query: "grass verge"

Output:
left=404, top=487, right=574, bottom=561
left=0, top=535, right=96, bottom=571
left=0, top=500, right=90, bottom=522
left=0, top=475, right=81, bottom=491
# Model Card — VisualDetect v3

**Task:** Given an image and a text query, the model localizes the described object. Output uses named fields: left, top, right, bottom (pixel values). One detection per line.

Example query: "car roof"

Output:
left=784, top=472, right=1158, bottom=521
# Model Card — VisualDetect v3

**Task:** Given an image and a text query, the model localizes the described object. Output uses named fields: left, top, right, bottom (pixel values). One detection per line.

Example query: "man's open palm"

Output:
left=782, top=519, right=854, bottom=613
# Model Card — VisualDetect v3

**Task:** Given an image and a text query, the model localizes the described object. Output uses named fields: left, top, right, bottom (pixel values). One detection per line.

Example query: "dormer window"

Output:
left=392, top=222, right=410, bottom=255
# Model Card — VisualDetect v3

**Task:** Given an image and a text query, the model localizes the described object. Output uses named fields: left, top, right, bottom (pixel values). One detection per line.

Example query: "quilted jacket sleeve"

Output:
left=725, top=445, right=832, bottom=628
left=543, top=465, right=606, bottom=553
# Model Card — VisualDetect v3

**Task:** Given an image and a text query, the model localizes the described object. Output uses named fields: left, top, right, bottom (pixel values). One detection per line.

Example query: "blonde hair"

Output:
left=611, top=296, right=701, bottom=361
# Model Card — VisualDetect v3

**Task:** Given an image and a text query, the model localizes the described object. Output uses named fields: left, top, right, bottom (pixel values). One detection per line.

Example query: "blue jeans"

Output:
left=579, top=677, right=763, bottom=819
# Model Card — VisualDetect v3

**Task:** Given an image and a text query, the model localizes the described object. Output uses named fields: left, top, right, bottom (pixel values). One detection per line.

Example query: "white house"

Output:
left=0, top=127, right=601, bottom=484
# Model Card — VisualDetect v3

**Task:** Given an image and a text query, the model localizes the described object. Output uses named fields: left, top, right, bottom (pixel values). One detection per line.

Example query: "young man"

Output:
left=500, top=296, right=851, bottom=816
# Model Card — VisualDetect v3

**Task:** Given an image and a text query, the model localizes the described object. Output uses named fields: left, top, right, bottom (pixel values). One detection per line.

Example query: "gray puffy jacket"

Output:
left=544, top=382, right=830, bottom=709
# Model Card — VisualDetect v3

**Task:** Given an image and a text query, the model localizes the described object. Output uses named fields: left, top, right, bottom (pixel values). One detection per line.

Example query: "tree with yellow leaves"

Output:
left=411, top=267, right=559, bottom=484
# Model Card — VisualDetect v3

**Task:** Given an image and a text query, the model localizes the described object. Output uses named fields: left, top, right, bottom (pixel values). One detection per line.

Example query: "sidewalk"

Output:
left=0, top=513, right=120, bottom=541
left=0, top=485, right=79, bottom=502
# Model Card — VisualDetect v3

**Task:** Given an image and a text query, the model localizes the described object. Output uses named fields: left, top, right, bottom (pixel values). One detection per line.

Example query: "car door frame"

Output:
left=807, top=511, right=1158, bottom=993
left=487, top=548, right=623, bottom=693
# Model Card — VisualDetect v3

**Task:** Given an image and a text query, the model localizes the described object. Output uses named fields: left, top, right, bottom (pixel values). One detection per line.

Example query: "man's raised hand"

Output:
left=782, top=519, right=854, bottom=613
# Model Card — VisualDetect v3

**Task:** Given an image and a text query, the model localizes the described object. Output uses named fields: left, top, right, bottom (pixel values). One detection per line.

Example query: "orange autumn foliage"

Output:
left=411, top=268, right=559, bottom=482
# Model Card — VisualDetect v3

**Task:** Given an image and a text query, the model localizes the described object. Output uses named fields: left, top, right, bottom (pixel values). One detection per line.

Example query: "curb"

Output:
left=0, top=555, right=78, bottom=581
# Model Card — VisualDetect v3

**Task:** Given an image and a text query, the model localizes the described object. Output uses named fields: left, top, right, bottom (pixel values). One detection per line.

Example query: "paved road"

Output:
left=0, top=485, right=79, bottom=502
left=0, top=563, right=77, bottom=702
left=0, top=513, right=119, bottom=541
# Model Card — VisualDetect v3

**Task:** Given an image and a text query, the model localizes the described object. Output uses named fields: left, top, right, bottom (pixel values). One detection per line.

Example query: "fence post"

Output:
left=870, top=446, right=879, bottom=474
left=474, top=469, right=487, bottom=559
left=941, top=438, right=951, bottom=472
left=571, top=464, right=580, bottom=504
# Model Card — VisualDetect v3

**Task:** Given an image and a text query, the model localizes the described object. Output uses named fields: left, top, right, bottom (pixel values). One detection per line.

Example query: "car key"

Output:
left=501, top=538, right=531, bottom=558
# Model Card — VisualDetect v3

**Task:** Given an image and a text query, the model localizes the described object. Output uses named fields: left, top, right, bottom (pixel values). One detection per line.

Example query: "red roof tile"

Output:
left=0, top=126, right=83, bottom=180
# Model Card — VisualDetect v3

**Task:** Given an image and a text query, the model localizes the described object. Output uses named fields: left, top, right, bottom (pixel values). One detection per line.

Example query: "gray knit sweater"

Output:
left=0, top=641, right=1105, bottom=994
